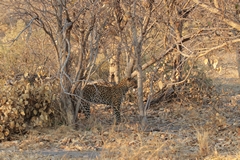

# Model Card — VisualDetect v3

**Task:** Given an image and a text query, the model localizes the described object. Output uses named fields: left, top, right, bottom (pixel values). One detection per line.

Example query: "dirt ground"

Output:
left=0, top=93, right=239, bottom=160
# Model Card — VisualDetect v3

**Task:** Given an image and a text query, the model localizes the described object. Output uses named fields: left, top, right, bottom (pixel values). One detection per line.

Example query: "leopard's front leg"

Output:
left=112, top=99, right=121, bottom=124
left=82, top=100, right=91, bottom=120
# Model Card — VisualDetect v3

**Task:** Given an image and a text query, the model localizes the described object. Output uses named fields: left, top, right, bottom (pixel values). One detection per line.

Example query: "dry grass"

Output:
left=195, top=127, right=210, bottom=156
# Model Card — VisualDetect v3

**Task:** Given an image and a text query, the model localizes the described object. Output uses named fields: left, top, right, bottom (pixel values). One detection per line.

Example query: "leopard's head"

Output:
left=126, top=77, right=137, bottom=88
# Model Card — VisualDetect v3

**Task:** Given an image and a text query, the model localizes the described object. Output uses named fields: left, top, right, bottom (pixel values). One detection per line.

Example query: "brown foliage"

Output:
left=0, top=69, right=60, bottom=140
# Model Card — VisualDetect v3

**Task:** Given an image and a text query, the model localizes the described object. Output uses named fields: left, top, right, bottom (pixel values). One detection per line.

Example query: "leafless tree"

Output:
left=0, top=0, right=110, bottom=125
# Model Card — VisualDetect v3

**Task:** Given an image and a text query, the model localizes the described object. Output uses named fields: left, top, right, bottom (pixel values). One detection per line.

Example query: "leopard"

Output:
left=78, top=77, right=137, bottom=124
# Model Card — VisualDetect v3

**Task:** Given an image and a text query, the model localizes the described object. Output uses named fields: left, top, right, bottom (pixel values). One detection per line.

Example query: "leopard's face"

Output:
left=127, top=78, right=137, bottom=88
left=118, top=77, right=137, bottom=89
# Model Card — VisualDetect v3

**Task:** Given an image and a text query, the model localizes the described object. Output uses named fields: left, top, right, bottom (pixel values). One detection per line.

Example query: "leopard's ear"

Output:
left=127, top=77, right=131, bottom=81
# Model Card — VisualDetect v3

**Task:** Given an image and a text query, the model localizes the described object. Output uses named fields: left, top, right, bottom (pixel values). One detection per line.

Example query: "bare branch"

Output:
left=192, top=0, right=240, bottom=31
left=196, top=38, right=240, bottom=59
left=10, top=17, right=38, bottom=45
left=131, top=34, right=192, bottom=77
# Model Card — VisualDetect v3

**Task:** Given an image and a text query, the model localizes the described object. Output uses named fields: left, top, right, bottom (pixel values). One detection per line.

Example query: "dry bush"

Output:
left=0, top=19, right=57, bottom=81
left=145, top=66, right=220, bottom=109
left=0, top=67, right=61, bottom=140
left=177, top=69, right=219, bottom=107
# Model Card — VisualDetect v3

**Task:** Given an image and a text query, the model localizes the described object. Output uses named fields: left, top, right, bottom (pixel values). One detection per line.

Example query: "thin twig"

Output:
left=9, top=17, right=38, bottom=46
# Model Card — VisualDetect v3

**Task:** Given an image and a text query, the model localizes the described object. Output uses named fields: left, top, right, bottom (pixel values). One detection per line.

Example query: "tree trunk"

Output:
left=109, top=43, right=120, bottom=84
left=136, top=49, right=144, bottom=117
left=130, top=0, right=152, bottom=127
left=173, top=21, right=183, bottom=82
left=56, top=0, right=74, bottom=125
left=170, top=12, right=183, bottom=82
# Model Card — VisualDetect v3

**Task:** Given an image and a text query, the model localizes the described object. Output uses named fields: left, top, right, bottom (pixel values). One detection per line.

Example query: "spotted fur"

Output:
left=79, top=77, right=137, bottom=123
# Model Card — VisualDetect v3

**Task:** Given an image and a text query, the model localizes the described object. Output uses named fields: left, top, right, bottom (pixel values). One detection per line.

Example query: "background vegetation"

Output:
left=0, top=0, right=240, bottom=159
